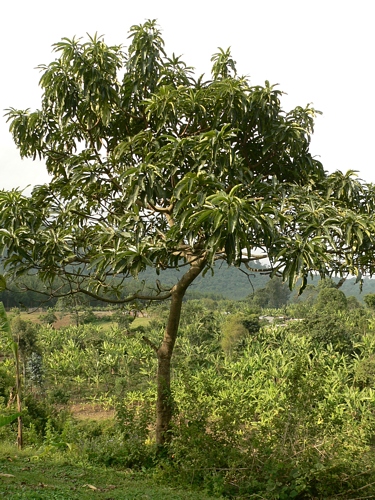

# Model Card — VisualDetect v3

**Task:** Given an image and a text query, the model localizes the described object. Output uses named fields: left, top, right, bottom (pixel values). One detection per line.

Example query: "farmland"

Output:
left=2, top=284, right=375, bottom=498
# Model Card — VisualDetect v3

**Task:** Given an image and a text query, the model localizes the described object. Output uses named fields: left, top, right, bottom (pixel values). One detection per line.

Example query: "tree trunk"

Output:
left=155, top=257, right=206, bottom=447
left=15, top=340, right=23, bottom=449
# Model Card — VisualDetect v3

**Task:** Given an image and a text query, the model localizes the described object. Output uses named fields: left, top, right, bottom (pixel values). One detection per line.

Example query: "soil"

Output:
left=70, top=403, right=115, bottom=421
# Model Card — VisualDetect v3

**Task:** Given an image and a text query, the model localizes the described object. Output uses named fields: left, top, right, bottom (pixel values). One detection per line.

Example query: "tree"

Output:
left=39, top=307, right=57, bottom=325
left=314, top=287, right=348, bottom=314
left=250, top=277, right=291, bottom=309
left=221, top=313, right=260, bottom=355
left=56, top=294, right=92, bottom=326
left=1, top=21, right=375, bottom=446
left=11, top=315, right=40, bottom=382
left=0, top=302, right=23, bottom=448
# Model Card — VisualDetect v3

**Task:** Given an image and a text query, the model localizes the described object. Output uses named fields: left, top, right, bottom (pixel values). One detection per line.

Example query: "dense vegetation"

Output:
left=2, top=281, right=375, bottom=498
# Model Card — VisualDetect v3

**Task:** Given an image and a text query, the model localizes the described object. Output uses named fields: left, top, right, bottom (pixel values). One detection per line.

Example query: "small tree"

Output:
left=315, top=287, right=348, bottom=314
left=1, top=22, right=375, bottom=446
left=221, top=313, right=260, bottom=355
left=250, top=277, right=291, bottom=309
left=39, top=307, right=57, bottom=325
left=55, top=294, right=90, bottom=326
left=11, top=315, right=40, bottom=387
left=0, top=301, right=23, bottom=448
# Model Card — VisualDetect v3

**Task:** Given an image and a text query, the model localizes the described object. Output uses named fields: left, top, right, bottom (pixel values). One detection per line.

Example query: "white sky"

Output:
left=1, top=0, right=374, bottom=191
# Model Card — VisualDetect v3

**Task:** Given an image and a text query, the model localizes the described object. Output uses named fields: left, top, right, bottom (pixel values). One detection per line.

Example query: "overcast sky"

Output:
left=1, top=0, right=373, bottom=192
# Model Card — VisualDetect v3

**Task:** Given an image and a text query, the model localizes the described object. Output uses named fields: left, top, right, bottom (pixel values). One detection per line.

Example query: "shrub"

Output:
left=0, top=365, right=13, bottom=401
left=165, top=326, right=375, bottom=497
left=353, top=354, right=375, bottom=389
left=39, top=308, right=57, bottom=325
left=22, top=392, right=69, bottom=439
left=304, top=313, right=354, bottom=354
left=314, top=287, right=348, bottom=313
left=220, top=313, right=260, bottom=355
left=115, top=389, right=156, bottom=468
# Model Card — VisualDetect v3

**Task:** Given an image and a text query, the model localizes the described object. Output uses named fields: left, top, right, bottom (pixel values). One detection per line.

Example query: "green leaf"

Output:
left=0, top=302, right=11, bottom=337
left=0, top=275, right=6, bottom=292
left=0, top=413, right=21, bottom=428
left=227, top=208, right=237, bottom=233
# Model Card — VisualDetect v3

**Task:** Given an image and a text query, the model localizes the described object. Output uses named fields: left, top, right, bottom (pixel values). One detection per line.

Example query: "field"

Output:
left=19, top=310, right=151, bottom=331
left=3, top=292, right=375, bottom=498
left=0, top=448, right=217, bottom=499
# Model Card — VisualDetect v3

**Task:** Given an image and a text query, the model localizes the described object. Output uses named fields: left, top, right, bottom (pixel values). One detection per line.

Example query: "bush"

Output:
left=220, top=313, right=260, bottom=355
left=165, top=326, right=375, bottom=497
left=26, top=352, right=44, bottom=389
left=80, top=307, right=97, bottom=324
left=115, top=389, right=156, bottom=468
left=353, top=354, right=375, bottom=389
left=39, top=308, right=57, bottom=325
left=47, top=387, right=71, bottom=405
left=22, top=392, right=69, bottom=439
left=314, top=287, right=348, bottom=313
left=0, top=365, right=13, bottom=401
left=304, top=313, right=355, bottom=354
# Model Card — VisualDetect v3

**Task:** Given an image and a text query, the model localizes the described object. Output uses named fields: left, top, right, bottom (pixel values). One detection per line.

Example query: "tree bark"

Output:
left=155, top=257, right=206, bottom=446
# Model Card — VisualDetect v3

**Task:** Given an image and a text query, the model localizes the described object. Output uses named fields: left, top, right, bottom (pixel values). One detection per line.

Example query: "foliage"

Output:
left=353, top=354, right=375, bottom=389
left=2, top=301, right=375, bottom=496
left=114, top=389, right=156, bottom=467
left=0, top=412, right=21, bottom=428
left=0, top=365, right=13, bottom=401
left=39, top=307, right=57, bottom=325
left=11, top=315, right=39, bottom=359
left=112, top=307, right=133, bottom=329
left=22, top=392, right=63, bottom=440
left=287, top=309, right=359, bottom=355
left=26, top=351, right=44, bottom=389
left=0, top=301, right=23, bottom=448
left=364, top=293, right=375, bottom=309
left=314, top=286, right=348, bottom=313
left=1, top=23, right=373, bottom=317
left=166, top=325, right=375, bottom=497
left=3, top=19, right=375, bottom=448
left=55, top=295, right=96, bottom=326
left=0, top=21, right=336, bottom=296
left=220, top=312, right=260, bottom=355
left=250, top=277, right=291, bottom=309
left=346, top=294, right=363, bottom=309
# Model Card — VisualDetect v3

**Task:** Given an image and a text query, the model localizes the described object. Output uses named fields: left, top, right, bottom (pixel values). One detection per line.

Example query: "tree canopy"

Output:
left=1, top=20, right=375, bottom=444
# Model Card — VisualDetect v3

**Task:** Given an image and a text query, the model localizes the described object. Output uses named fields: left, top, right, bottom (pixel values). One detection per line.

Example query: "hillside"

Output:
left=1, top=261, right=375, bottom=306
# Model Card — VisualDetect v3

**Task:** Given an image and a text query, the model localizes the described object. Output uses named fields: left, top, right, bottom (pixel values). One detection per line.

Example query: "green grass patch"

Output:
left=130, top=317, right=151, bottom=330
left=0, top=446, right=220, bottom=499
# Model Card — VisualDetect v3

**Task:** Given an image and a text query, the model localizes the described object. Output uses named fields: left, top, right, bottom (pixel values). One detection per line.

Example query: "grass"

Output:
left=129, top=317, right=152, bottom=329
left=17, top=310, right=151, bottom=331
left=0, top=446, right=220, bottom=499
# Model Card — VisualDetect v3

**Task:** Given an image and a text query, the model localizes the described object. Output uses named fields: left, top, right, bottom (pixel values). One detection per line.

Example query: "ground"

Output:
left=70, top=403, right=115, bottom=421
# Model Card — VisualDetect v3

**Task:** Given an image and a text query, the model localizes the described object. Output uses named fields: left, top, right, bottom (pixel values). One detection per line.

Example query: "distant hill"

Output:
left=338, top=277, right=375, bottom=302
left=139, top=265, right=375, bottom=301
left=2, top=260, right=375, bottom=306
left=137, top=262, right=268, bottom=300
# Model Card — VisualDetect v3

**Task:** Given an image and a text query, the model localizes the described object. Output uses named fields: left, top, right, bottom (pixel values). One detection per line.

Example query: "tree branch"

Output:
left=142, top=336, right=159, bottom=353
